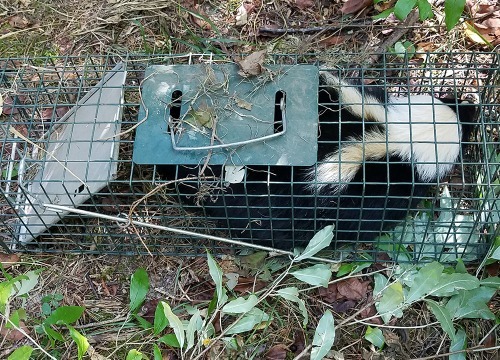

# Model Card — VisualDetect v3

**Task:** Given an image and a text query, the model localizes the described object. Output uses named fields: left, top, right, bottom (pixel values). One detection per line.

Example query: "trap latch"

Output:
left=133, top=64, right=318, bottom=166
left=169, top=94, right=287, bottom=151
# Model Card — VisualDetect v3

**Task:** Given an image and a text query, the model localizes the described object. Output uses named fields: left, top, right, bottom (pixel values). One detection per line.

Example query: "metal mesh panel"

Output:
left=0, top=53, right=498, bottom=261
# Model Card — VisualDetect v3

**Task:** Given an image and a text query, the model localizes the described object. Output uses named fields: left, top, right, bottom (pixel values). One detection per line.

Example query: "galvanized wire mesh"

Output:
left=0, top=53, right=498, bottom=261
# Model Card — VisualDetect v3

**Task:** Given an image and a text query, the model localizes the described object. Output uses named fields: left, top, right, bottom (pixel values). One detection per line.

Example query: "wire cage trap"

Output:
left=0, top=53, right=499, bottom=262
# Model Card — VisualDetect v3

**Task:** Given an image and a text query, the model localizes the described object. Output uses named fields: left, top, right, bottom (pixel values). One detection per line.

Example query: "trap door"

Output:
left=16, top=63, right=126, bottom=244
left=133, top=64, right=318, bottom=166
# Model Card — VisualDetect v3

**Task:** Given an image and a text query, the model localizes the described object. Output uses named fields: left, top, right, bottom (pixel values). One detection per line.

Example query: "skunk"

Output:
left=170, top=72, right=476, bottom=249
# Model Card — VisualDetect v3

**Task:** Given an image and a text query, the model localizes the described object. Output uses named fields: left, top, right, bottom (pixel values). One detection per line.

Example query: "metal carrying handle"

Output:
left=169, top=97, right=287, bottom=151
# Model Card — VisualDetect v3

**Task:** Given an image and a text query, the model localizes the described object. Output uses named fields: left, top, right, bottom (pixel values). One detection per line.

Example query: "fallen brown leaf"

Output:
left=237, top=50, right=267, bottom=77
left=295, top=0, right=315, bottom=10
left=139, top=299, right=159, bottom=322
left=8, top=15, right=31, bottom=29
left=319, top=35, right=351, bottom=47
left=336, top=277, right=370, bottom=301
left=341, top=0, right=373, bottom=14
left=374, top=0, right=396, bottom=12
left=0, top=253, right=20, bottom=269
left=291, top=330, right=306, bottom=355
left=485, top=261, right=499, bottom=276
left=318, top=282, right=339, bottom=303
left=13, top=124, right=28, bottom=138
left=331, top=300, right=357, bottom=313
left=191, top=5, right=211, bottom=30
left=2, top=96, right=19, bottom=115
left=0, top=321, right=28, bottom=342
left=265, top=344, right=288, bottom=360
left=233, top=276, right=268, bottom=294
left=359, top=296, right=381, bottom=323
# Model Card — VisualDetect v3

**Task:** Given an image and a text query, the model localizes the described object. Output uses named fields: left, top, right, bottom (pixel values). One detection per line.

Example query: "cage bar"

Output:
left=0, top=53, right=498, bottom=262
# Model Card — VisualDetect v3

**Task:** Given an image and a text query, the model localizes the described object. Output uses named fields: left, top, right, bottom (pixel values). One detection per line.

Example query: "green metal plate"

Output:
left=133, top=64, right=318, bottom=166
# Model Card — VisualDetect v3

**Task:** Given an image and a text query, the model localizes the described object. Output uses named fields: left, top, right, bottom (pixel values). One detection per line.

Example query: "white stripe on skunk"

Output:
left=312, top=73, right=464, bottom=194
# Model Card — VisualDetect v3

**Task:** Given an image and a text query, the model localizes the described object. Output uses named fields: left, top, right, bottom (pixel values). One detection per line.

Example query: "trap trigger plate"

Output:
left=133, top=63, right=318, bottom=166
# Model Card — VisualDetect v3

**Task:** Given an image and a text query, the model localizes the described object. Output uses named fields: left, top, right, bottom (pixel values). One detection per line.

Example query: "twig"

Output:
left=369, top=9, right=420, bottom=63
left=0, top=313, right=57, bottom=360
left=292, top=344, right=312, bottom=360
left=0, top=25, right=42, bottom=40
left=409, top=345, right=499, bottom=360
left=74, top=316, right=129, bottom=329
left=258, top=21, right=372, bottom=36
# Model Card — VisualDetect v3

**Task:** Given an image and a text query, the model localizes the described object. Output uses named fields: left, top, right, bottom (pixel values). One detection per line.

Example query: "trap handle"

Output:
left=170, top=97, right=287, bottom=151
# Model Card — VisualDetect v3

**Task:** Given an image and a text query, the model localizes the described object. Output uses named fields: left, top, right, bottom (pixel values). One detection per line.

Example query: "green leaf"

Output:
left=373, top=273, right=387, bottom=297
left=239, top=251, right=267, bottom=270
left=490, top=246, right=500, bottom=260
left=416, top=0, right=433, bottom=20
left=444, top=0, right=466, bottom=30
left=126, top=349, right=144, bottom=360
left=14, top=271, right=39, bottom=297
left=455, top=259, right=467, bottom=273
left=446, top=287, right=496, bottom=320
left=7, top=345, right=33, bottom=360
left=129, top=268, right=149, bottom=313
left=42, top=324, right=65, bottom=342
left=134, top=314, right=153, bottom=330
left=153, top=344, right=163, bottom=360
left=480, top=276, right=500, bottom=288
left=373, top=7, right=395, bottom=19
left=0, top=282, right=13, bottom=314
left=41, top=302, right=52, bottom=316
left=290, top=264, right=332, bottom=287
left=67, top=325, right=89, bottom=360
left=207, top=252, right=227, bottom=307
left=310, top=310, right=335, bottom=360
left=425, top=299, right=456, bottom=340
left=44, top=306, right=85, bottom=326
left=6, top=308, right=26, bottom=329
left=226, top=308, right=270, bottom=335
left=336, top=263, right=355, bottom=277
left=406, top=262, right=444, bottom=303
left=158, top=333, right=181, bottom=348
left=161, top=301, right=185, bottom=348
left=449, top=328, right=466, bottom=360
left=222, top=294, right=258, bottom=314
left=365, top=326, right=385, bottom=349
left=186, top=309, right=202, bottom=351
left=295, top=225, right=334, bottom=262
left=154, top=302, right=169, bottom=335
left=376, top=281, right=404, bottom=323
left=394, top=0, right=417, bottom=20
left=275, top=287, right=308, bottom=326
left=429, top=273, right=480, bottom=297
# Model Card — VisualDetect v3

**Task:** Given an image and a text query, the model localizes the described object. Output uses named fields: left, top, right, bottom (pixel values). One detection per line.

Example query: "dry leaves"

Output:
left=341, top=0, right=373, bottom=14
left=265, top=344, right=288, bottom=360
left=318, top=277, right=371, bottom=314
left=191, top=5, right=211, bottom=30
left=8, top=15, right=31, bottom=29
left=465, top=0, right=500, bottom=46
left=0, top=321, right=28, bottom=342
left=232, top=276, right=268, bottom=294
left=237, top=50, right=267, bottom=77
left=0, top=253, right=20, bottom=269
left=295, top=0, right=315, bottom=10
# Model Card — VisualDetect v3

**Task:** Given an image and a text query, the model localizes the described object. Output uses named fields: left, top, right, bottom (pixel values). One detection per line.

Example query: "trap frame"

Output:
left=0, top=52, right=498, bottom=262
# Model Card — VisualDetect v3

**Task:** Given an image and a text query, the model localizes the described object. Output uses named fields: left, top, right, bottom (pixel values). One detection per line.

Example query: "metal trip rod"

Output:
left=42, top=203, right=339, bottom=264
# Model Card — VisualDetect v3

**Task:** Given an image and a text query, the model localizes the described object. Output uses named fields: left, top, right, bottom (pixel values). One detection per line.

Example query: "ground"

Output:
left=0, top=0, right=499, bottom=359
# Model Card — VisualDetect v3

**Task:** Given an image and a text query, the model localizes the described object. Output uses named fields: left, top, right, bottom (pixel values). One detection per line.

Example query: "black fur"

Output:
left=163, top=75, right=477, bottom=250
